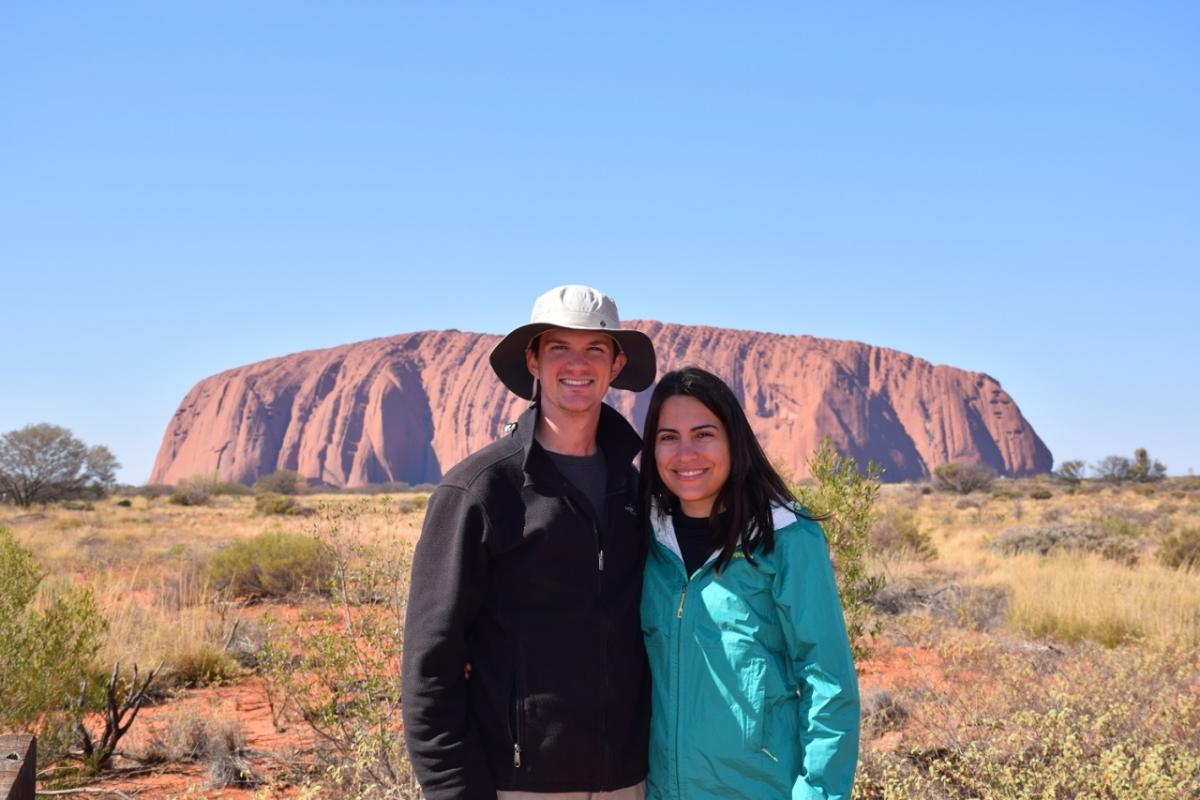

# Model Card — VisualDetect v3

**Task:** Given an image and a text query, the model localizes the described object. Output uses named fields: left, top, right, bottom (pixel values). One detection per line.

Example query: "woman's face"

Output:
left=654, top=395, right=731, bottom=518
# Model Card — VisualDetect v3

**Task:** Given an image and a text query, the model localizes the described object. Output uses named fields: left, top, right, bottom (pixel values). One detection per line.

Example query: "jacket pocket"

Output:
left=740, top=656, right=768, bottom=752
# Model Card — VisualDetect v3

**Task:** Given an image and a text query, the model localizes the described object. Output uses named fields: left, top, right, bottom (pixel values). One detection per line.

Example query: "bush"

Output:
left=166, top=643, right=243, bottom=688
left=169, top=473, right=250, bottom=505
left=1029, top=488, right=1053, bottom=500
left=169, top=476, right=214, bottom=507
left=933, top=461, right=997, bottom=494
left=1158, top=527, right=1200, bottom=572
left=130, top=483, right=175, bottom=500
left=870, top=508, right=937, bottom=561
left=792, top=437, right=884, bottom=659
left=205, top=530, right=335, bottom=599
left=253, top=469, right=302, bottom=496
left=254, top=491, right=306, bottom=516
left=0, top=526, right=107, bottom=762
left=991, top=522, right=1142, bottom=565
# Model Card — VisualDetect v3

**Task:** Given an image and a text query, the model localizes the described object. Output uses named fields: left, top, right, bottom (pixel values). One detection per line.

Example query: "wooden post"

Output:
left=0, top=734, right=35, bottom=800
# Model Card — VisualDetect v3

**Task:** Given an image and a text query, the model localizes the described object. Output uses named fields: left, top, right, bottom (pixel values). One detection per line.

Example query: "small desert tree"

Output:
left=791, top=437, right=884, bottom=660
left=1129, top=447, right=1167, bottom=482
left=0, top=423, right=119, bottom=506
left=933, top=461, right=997, bottom=494
left=1092, top=455, right=1133, bottom=482
left=1054, top=459, right=1086, bottom=484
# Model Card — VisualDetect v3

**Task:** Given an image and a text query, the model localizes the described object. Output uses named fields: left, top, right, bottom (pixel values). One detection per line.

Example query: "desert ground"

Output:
left=4, top=474, right=1199, bottom=799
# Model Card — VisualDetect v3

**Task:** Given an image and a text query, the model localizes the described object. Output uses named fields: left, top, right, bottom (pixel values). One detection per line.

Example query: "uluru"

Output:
left=150, top=321, right=1052, bottom=486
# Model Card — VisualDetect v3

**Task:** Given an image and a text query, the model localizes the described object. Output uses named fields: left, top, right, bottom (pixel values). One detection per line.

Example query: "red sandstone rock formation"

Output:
left=150, top=321, right=1052, bottom=486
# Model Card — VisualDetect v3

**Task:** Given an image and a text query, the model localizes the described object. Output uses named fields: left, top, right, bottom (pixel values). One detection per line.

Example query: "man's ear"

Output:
left=609, top=351, right=628, bottom=382
left=525, top=347, right=540, bottom=380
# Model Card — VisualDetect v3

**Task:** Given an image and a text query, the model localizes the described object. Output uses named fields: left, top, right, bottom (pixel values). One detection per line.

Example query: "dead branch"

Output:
left=75, top=661, right=163, bottom=773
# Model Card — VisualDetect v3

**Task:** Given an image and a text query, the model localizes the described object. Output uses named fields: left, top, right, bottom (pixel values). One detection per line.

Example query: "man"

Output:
left=402, top=285, right=658, bottom=800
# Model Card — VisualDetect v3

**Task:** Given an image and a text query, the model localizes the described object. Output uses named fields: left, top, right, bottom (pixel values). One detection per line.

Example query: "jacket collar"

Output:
left=649, top=498, right=799, bottom=566
left=511, top=401, right=643, bottom=486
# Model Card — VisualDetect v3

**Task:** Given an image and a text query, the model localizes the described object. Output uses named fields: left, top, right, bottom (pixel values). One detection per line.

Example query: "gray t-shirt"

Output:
left=545, top=448, right=608, bottom=529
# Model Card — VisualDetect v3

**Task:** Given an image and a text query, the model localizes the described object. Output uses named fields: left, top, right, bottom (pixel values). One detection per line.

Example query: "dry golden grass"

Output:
left=3, top=492, right=427, bottom=690
left=872, top=479, right=1200, bottom=650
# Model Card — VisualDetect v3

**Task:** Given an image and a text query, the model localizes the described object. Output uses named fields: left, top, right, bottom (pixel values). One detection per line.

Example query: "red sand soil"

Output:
left=80, top=678, right=316, bottom=799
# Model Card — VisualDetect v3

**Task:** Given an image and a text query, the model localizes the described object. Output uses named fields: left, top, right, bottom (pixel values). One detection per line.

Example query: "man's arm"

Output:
left=402, top=483, right=494, bottom=800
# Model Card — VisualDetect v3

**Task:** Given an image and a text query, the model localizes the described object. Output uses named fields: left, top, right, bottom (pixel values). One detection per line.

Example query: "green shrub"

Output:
left=934, top=462, right=997, bottom=494
left=991, top=522, right=1141, bottom=565
left=205, top=530, right=335, bottom=599
left=166, top=644, right=242, bottom=688
left=1029, top=488, right=1053, bottom=500
left=253, top=469, right=302, bottom=496
left=0, top=526, right=107, bottom=762
left=792, top=437, right=884, bottom=659
left=1158, top=527, right=1200, bottom=571
left=254, top=491, right=306, bottom=516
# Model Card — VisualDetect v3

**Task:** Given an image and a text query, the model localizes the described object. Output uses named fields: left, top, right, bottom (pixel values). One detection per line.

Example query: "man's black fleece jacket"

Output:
left=401, top=403, right=651, bottom=799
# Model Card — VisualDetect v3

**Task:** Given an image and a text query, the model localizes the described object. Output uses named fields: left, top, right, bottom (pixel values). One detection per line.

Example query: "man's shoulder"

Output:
left=438, top=432, right=524, bottom=497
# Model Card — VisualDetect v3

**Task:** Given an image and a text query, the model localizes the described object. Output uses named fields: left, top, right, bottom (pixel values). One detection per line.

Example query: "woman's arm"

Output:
left=772, top=519, right=861, bottom=800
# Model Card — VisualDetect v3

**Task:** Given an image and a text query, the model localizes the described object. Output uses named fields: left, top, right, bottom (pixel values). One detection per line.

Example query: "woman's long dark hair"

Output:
left=639, top=366, right=804, bottom=572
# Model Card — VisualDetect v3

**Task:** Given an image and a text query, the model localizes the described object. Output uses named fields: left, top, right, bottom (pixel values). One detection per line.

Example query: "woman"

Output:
left=639, top=367, right=860, bottom=800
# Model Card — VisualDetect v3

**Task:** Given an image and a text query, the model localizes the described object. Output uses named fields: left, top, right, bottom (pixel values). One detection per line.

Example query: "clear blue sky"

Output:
left=3, top=2, right=1197, bottom=483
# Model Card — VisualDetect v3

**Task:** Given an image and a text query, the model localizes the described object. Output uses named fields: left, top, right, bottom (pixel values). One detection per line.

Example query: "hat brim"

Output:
left=489, top=322, right=657, bottom=400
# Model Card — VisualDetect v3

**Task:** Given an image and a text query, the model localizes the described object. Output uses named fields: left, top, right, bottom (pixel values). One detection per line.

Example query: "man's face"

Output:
left=525, top=328, right=628, bottom=417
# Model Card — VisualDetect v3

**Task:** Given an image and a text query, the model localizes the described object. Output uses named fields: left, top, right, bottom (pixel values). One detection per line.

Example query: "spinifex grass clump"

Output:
left=206, top=529, right=335, bottom=600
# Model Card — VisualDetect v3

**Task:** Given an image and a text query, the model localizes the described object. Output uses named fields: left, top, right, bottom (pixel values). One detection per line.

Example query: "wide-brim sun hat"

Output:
left=489, top=285, right=657, bottom=400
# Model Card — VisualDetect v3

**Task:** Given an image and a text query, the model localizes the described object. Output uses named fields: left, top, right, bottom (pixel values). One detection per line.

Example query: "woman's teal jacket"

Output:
left=641, top=504, right=860, bottom=800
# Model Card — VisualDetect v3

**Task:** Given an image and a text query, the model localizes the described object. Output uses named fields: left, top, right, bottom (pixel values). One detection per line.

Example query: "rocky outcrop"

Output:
left=150, top=321, right=1052, bottom=485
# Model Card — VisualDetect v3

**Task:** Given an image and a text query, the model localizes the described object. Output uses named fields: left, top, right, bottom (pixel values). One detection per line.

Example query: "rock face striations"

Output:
left=150, top=321, right=1052, bottom=486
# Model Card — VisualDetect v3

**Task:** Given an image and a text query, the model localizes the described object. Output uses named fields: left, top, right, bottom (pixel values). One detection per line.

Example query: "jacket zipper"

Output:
left=673, top=576, right=687, bottom=798
left=511, top=652, right=525, bottom=768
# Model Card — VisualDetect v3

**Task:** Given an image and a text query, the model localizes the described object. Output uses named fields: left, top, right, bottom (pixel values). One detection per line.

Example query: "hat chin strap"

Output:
left=529, top=376, right=540, bottom=407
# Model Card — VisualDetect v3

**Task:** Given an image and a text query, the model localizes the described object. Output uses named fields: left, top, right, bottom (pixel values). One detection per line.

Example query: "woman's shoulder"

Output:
left=769, top=504, right=831, bottom=557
